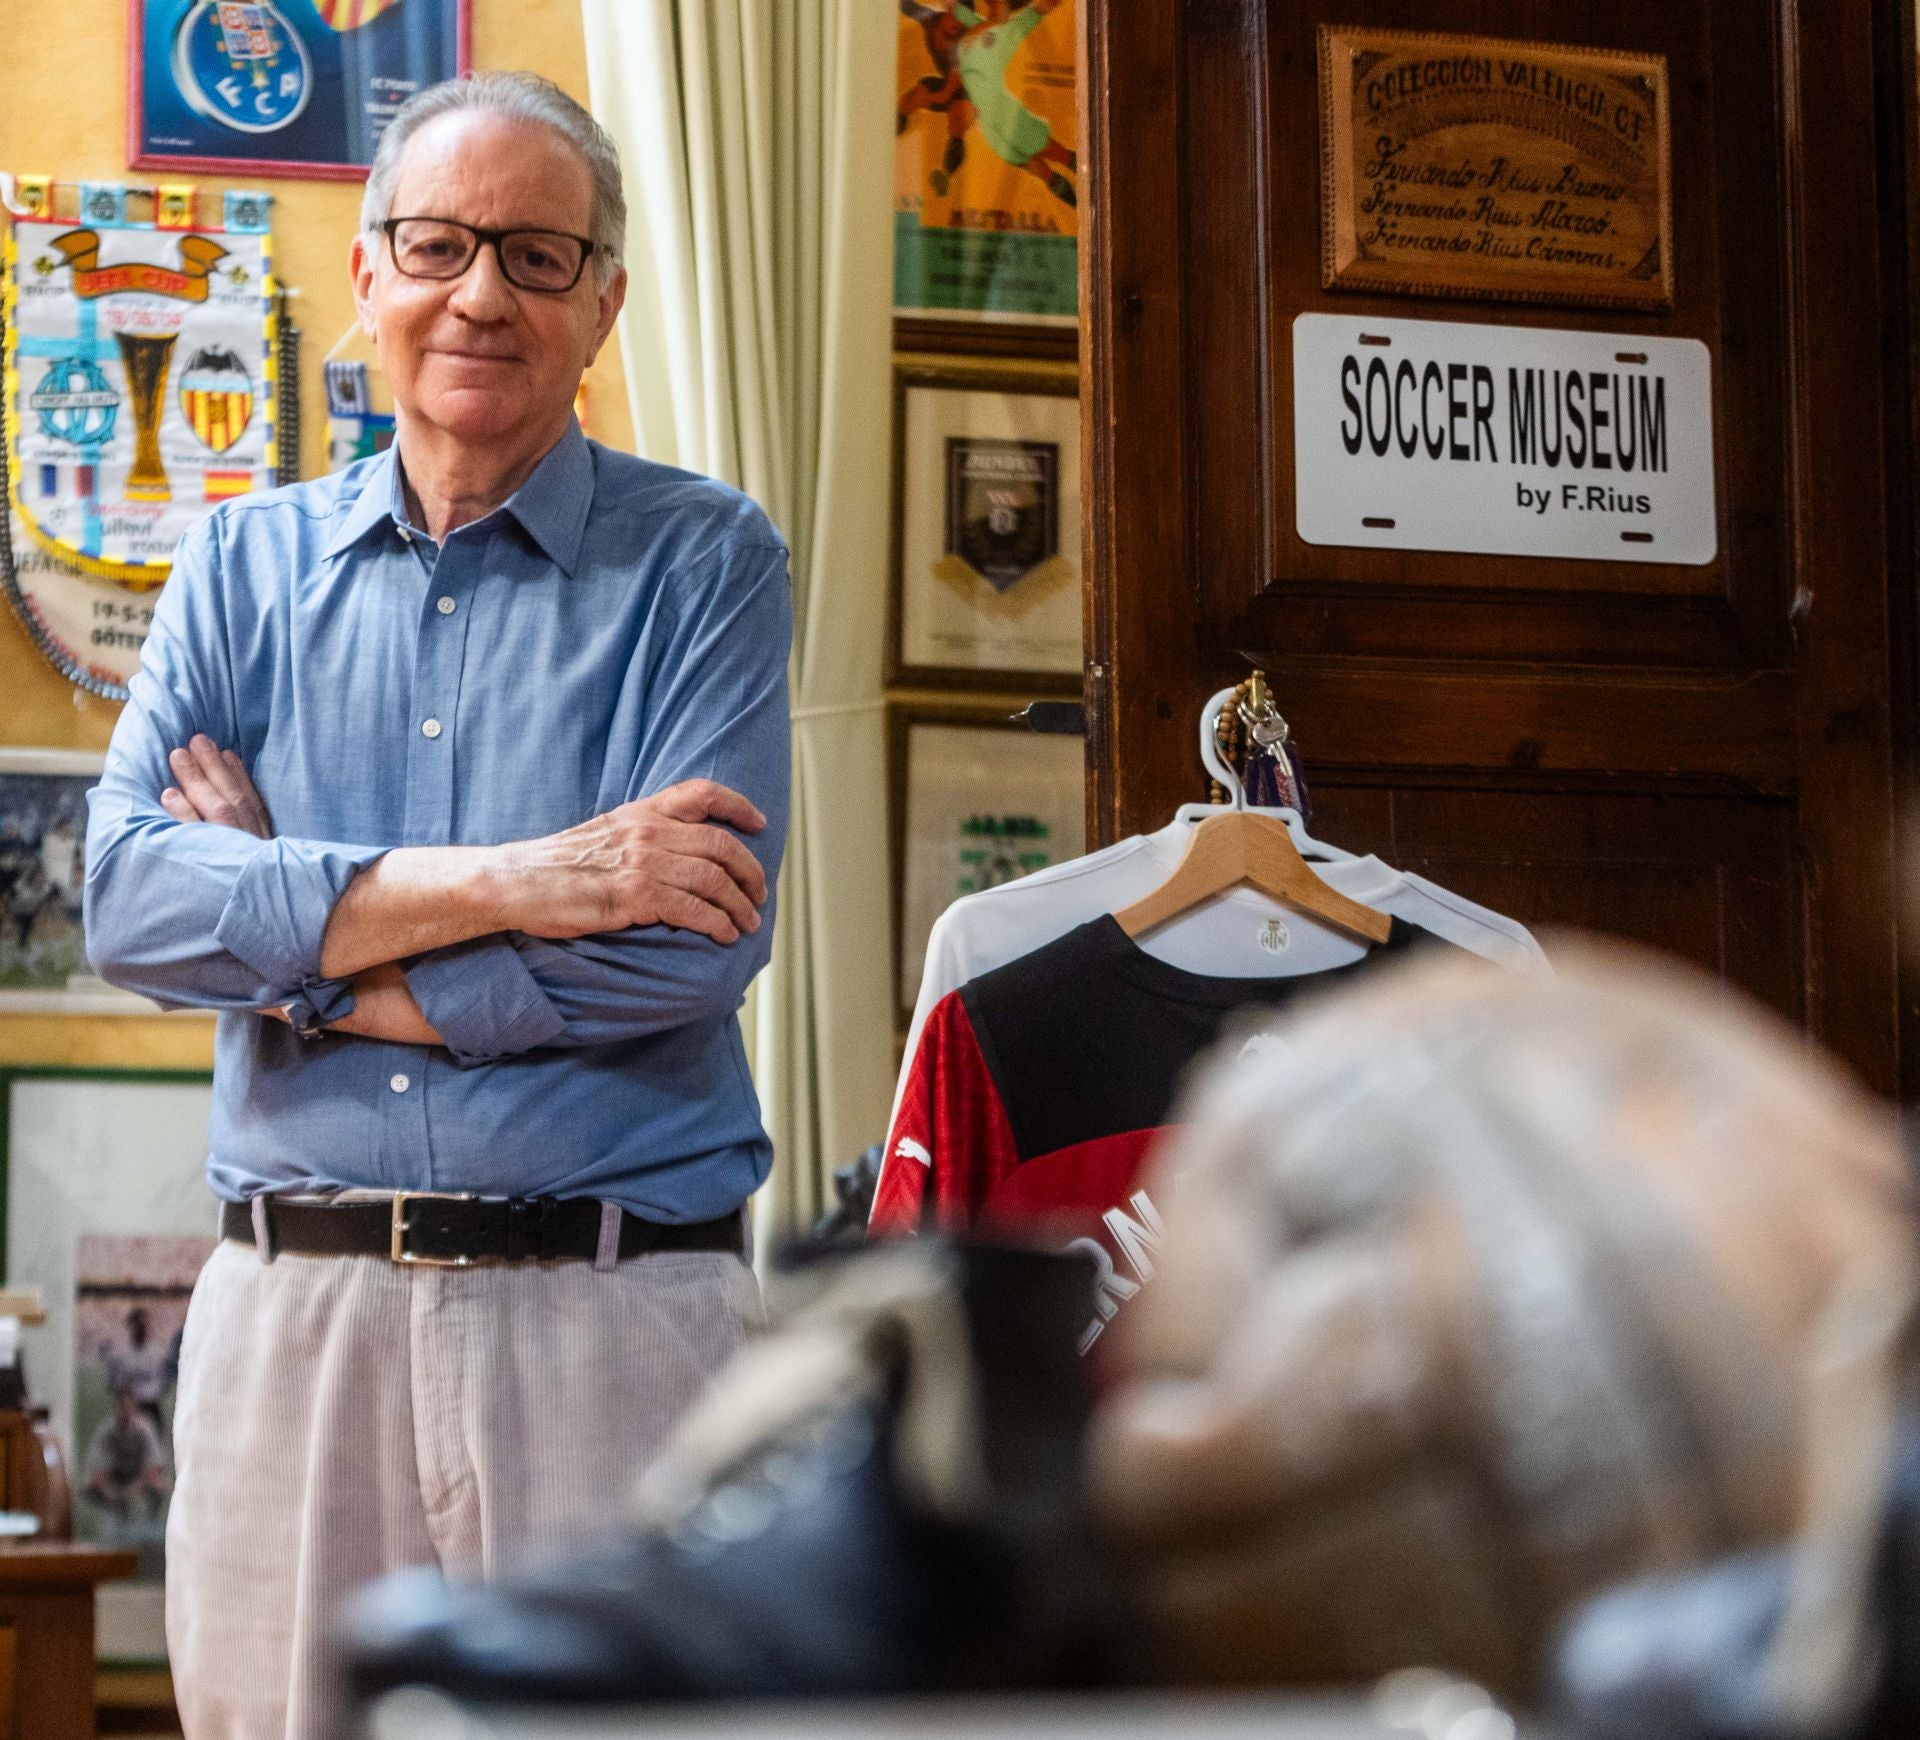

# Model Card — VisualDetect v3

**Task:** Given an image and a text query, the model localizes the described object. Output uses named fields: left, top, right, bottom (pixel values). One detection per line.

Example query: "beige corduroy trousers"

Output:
left=164, top=1235, right=761, bottom=1740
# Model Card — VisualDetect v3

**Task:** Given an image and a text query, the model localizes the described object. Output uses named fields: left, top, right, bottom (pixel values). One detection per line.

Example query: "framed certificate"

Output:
left=889, top=698, right=1086, bottom=1026
left=889, top=360, right=1082, bottom=692
left=129, top=0, right=471, bottom=181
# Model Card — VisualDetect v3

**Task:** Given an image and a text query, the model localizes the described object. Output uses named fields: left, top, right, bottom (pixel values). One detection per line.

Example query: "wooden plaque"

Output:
left=1319, top=27, right=1672, bottom=310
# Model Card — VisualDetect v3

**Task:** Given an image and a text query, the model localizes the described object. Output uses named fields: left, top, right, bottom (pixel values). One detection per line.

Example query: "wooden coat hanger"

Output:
left=1113, top=682, right=1393, bottom=945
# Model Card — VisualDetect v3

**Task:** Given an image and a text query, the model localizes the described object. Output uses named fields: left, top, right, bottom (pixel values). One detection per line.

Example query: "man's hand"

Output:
left=157, top=742, right=444, bottom=1042
left=309, top=779, right=770, bottom=980
left=160, top=736, right=272, bottom=839
left=157, top=738, right=770, bottom=971
left=160, top=738, right=284, bottom=1024
left=489, top=779, right=770, bottom=946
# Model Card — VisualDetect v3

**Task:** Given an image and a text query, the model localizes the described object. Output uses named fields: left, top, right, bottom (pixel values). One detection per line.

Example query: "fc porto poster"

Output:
left=894, top=0, right=1078, bottom=325
left=131, top=0, right=472, bottom=181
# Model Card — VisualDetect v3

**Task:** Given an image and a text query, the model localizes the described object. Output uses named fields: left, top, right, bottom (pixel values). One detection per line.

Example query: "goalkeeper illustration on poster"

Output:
left=895, top=0, right=1078, bottom=325
left=130, top=0, right=470, bottom=180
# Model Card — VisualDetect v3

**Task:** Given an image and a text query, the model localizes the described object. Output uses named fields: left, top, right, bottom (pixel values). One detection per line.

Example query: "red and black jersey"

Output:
left=871, top=913, right=1443, bottom=1349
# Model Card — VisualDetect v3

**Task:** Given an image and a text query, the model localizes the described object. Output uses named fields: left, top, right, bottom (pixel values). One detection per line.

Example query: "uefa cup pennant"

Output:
left=5, top=199, right=276, bottom=591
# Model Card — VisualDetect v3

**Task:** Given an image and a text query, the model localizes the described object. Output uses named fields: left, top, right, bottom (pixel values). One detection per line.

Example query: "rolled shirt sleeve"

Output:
left=402, top=537, right=792, bottom=1065
left=400, top=937, right=566, bottom=1063
left=209, top=837, right=388, bottom=1031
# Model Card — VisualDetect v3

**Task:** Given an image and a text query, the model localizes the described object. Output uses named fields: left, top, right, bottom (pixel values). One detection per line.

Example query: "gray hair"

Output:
left=359, top=72, right=625, bottom=287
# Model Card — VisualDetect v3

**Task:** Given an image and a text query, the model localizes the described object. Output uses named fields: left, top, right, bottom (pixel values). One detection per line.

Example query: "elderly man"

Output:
left=83, top=72, right=789, bottom=1740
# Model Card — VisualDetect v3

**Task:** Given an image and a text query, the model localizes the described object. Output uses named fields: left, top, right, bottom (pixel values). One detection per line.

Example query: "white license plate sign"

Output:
left=1293, top=313, right=1717, bottom=565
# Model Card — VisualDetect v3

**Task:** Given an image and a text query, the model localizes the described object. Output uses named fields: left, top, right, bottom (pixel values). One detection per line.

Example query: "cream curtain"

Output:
left=580, top=0, right=897, bottom=1243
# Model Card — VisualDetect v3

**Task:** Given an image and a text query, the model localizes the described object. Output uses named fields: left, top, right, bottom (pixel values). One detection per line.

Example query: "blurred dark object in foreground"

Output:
left=1553, top=1405, right=1920, bottom=1740
left=343, top=1241, right=1134, bottom=1708
left=345, top=939, right=1920, bottom=1732
left=810, top=1143, right=883, bottom=1243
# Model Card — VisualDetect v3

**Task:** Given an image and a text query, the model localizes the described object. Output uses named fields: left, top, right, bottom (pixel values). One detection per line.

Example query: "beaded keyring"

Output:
left=1205, top=672, right=1313, bottom=822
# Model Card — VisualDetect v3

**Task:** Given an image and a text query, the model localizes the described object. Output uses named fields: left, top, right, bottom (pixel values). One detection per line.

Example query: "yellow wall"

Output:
left=0, top=0, right=634, bottom=1065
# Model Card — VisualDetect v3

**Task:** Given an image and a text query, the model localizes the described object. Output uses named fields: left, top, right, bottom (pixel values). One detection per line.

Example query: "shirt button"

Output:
left=421, top=718, right=442, bottom=739
left=389, top=1073, right=411, bottom=1094
left=398, top=527, right=413, bottom=543
left=436, top=596, right=457, bottom=615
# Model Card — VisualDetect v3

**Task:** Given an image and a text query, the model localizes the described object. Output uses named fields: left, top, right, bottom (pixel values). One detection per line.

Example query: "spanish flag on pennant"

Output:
left=203, top=470, right=255, bottom=502
left=312, top=0, right=397, bottom=27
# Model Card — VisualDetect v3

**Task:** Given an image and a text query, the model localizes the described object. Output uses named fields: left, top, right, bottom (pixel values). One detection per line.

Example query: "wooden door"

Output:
left=1081, top=0, right=1910, bottom=1092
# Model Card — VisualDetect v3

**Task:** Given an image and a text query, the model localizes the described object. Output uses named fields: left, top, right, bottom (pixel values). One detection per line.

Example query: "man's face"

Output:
left=350, top=110, right=625, bottom=452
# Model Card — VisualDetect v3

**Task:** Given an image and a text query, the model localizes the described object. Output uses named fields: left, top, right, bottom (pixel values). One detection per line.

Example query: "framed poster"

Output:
left=893, top=0, right=1078, bottom=330
left=129, top=0, right=472, bottom=181
left=2, top=1066, right=216, bottom=1663
left=0, top=750, right=169, bottom=1017
left=890, top=699, right=1086, bottom=1025
left=890, top=360, right=1082, bottom=691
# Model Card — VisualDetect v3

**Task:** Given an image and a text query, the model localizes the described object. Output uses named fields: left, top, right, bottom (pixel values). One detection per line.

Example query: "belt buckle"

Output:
left=390, top=1191, right=480, bottom=1266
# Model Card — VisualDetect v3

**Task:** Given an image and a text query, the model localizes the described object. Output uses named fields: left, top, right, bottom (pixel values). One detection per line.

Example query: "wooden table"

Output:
left=0, top=1543, right=138, bottom=1740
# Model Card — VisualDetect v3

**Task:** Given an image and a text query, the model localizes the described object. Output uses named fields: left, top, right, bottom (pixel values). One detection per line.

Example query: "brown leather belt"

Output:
left=221, top=1195, right=744, bottom=1267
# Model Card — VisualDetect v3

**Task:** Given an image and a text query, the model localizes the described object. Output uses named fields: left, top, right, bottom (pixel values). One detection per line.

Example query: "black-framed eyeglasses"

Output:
left=381, top=217, right=600, bottom=294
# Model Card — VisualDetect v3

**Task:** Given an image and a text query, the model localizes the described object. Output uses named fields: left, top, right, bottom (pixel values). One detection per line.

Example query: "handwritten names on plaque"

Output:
left=1319, top=28, right=1672, bottom=310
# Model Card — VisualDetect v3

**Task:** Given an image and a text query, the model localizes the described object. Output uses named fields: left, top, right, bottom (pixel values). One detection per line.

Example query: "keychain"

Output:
left=1207, top=671, right=1313, bottom=822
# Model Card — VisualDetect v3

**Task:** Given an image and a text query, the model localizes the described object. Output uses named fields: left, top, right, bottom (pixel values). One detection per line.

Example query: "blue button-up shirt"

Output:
left=84, top=424, right=790, bottom=1222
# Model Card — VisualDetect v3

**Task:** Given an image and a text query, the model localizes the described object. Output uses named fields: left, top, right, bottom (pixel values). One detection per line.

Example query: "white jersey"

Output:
left=892, top=812, right=1545, bottom=1128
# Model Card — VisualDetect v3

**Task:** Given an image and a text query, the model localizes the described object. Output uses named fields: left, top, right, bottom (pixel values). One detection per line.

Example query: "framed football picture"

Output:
left=889, top=359, right=1083, bottom=693
left=129, top=0, right=472, bottom=181
left=0, top=751, right=181, bottom=1019
left=2, top=1065, right=216, bottom=1664
left=889, top=698, right=1086, bottom=1027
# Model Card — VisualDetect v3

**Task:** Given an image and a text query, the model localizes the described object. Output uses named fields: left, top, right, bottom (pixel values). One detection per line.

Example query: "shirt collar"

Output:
left=498, top=419, right=594, bottom=576
left=324, top=442, right=406, bottom=560
left=322, top=420, right=595, bottom=576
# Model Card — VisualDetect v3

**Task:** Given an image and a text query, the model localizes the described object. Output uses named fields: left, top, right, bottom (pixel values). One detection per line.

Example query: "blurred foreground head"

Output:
left=1092, top=941, right=1917, bottom=1703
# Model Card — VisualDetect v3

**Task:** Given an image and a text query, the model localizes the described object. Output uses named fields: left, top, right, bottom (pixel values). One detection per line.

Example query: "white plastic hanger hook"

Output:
left=1198, top=685, right=1246, bottom=812
left=1180, top=684, right=1356, bottom=864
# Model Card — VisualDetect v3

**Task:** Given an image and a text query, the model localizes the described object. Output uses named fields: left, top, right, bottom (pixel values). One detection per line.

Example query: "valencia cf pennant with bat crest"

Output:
left=2, top=179, right=277, bottom=696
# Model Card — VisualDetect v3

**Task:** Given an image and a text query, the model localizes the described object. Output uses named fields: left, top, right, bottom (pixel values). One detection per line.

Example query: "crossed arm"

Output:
left=85, top=516, right=791, bottom=1060
left=156, top=736, right=769, bottom=1047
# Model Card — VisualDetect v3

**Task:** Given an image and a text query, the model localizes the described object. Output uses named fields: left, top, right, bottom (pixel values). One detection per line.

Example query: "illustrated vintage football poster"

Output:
left=3, top=188, right=276, bottom=693
left=893, top=0, right=1078, bottom=324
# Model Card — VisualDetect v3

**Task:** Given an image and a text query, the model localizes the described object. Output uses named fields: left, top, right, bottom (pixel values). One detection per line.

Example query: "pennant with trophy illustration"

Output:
left=2, top=179, right=277, bottom=696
